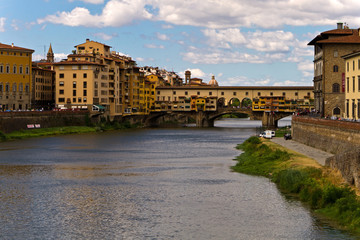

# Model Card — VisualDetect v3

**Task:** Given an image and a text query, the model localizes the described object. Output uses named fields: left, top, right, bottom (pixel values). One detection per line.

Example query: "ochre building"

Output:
left=0, top=43, right=34, bottom=110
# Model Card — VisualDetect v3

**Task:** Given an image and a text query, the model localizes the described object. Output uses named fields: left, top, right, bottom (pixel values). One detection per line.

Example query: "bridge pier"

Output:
left=262, top=112, right=278, bottom=129
left=195, top=111, right=214, bottom=127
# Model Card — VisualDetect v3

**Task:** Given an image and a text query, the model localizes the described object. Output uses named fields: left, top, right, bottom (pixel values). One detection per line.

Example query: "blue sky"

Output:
left=1, top=0, right=360, bottom=86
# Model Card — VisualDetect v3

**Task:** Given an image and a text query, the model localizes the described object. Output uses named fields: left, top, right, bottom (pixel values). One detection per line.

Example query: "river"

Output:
left=0, top=118, right=357, bottom=239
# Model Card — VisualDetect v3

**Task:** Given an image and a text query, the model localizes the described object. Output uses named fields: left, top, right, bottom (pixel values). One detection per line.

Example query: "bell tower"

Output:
left=47, top=43, right=54, bottom=63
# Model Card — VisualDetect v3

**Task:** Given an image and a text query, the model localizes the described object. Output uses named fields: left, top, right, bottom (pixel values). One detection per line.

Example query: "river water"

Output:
left=0, top=118, right=357, bottom=239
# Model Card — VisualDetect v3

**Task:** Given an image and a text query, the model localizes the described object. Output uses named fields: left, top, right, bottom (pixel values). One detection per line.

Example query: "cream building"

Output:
left=53, top=39, right=139, bottom=116
left=342, top=51, right=360, bottom=119
left=0, top=43, right=34, bottom=110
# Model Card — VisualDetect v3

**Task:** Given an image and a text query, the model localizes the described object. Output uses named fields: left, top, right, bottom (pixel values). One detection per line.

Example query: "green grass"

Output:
left=275, top=126, right=291, bottom=137
left=232, top=136, right=360, bottom=235
left=0, top=120, right=141, bottom=141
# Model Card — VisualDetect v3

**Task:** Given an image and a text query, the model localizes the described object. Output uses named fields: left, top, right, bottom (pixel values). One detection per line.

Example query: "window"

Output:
left=59, top=89, right=64, bottom=94
left=78, top=97, right=82, bottom=103
left=58, top=98, right=65, bottom=103
left=221, top=92, right=224, bottom=96
left=333, top=107, right=341, bottom=115
left=185, top=91, right=188, bottom=95
left=157, top=91, right=160, bottom=95
left=0, top=83, right=3, bottom=92
left=12, top=83, right=16, bottom=92
left=173, top=91, right=176, bottom=95
left=270, top=92, right=273, bottom=96
left=0, top=65, right=3, bottom=73
left=73, top=81, right=76, bottom=88
left=72, top=65, right=78, bottom=70
left=6, top=65, right=10, bottom=73
left=84, top=97, right=87, bottom=103
left=347, top=62, right=349, bottom=72
left=332, top=83, right=340, bottom=93
left=83, top=81, right=87, bottom=88
left=83, top=90, right=87, bottom=96
left=353, top=61, right=355, bottom=71
left=59, top=73, right=64, bottom=78
left=295, top=92, right=298, bottom=96
left=334, top=50, right=338, bottom=57
left=233, top=92, right=236, bottom=96
left=83, top=73, right=87, bottom=78
left=353, top=77, right=356, bottom=92
left=59, top=81, right=64, bottom=86
left=258, top=92, right=261, bottom=96
left=209, top=91, right=212, bottom=96
left=25, top=84, right=29, bottom=93
left=358, top=76, right=360, bottom=92
left=73, top=73, right=77, bottom=78
left=282, top=92, right=286, bottom=96
left=25, top=66, right=29, bottom=74
left=13, top=65, right=16, bottom=74
left=5, top=84, right=9, bottom=92
left=308, top=92, right=311, bottom=96
left=59, top=66, right=64, bottom=70
left=197, top=91, right=200, bottom=95
left=333, top=65, right=338, bottom=72
left=73, top=90, right=76, bottom=96
left=19, top=65, right=23, bottom=74
left=246, top=92, right=249, bottom=96
left=73, top=98, right=76, bottom=103
left=347, top=77, right=349, bottom=92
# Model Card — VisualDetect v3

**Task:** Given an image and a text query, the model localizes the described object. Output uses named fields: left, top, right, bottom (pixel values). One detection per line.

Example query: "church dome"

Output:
left=208, top=75, right=219, bottom=86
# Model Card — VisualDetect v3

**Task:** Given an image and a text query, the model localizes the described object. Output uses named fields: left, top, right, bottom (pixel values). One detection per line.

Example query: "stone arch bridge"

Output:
left=144, top=107, right=293, bottom=128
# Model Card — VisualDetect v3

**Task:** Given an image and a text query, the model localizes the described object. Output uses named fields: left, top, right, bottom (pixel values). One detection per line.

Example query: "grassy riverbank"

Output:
left=0, top=120, right=140, bottom=141
left=232, top=136, right=360, bottom=234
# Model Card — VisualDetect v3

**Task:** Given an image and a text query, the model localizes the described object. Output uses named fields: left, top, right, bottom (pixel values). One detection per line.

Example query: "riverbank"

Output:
left=232, top=136, right=360, bottom=235
left=0, top=120, right=140, bottom=141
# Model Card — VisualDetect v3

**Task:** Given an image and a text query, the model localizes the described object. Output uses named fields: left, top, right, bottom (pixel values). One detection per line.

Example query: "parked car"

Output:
left=284, top=133, right=292, bottom=140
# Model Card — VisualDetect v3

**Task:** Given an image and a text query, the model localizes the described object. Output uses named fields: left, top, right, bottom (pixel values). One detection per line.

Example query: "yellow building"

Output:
left=342, top=51, right=360, bottom=119
left=53, top=39, right=139, bottom=116
left=0, top=43, right=34, bottom=110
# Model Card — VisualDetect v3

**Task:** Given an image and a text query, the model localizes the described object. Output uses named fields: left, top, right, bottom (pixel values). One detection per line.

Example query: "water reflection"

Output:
left=0, top=119, right=357, bottom=239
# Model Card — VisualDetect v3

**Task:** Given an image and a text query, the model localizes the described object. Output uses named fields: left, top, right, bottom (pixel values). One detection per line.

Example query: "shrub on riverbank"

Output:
left=232, top=136, right=360, bottom=234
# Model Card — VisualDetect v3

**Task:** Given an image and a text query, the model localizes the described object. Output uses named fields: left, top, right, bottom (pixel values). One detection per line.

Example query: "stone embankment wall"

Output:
left=0, top=111, right=91, bottom=133
left=292, top=116, right=360, bottom=189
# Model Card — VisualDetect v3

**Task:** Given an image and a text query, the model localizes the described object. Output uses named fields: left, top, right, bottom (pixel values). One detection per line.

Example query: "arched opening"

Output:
left=217, top=97, right=226, bottom=108
left=333, top=107, right=341, bottom=116
left=229, top=98, right=240, bottom=108
left=241, top=98, right=252, bottom=109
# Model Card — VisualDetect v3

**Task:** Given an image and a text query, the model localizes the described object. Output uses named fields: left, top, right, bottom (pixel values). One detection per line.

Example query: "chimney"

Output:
left=337, top=22, right=343, bottom=29
left=11, top=43, right=14, bottom=47
left=86, top=38, right=90, bottom=42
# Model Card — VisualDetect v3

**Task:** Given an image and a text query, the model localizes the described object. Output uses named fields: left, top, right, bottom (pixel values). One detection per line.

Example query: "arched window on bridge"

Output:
left=333, top=107, right=340, bottom=115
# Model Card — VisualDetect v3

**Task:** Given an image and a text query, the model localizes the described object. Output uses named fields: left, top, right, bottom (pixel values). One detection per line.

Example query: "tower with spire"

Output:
left=46, top=43, right=54, bottom=63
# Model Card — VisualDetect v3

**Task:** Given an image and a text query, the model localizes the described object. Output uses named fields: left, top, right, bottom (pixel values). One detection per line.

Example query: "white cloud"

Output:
left=225, top=76, right=272, bottom=86
left=38, top=0, right=152, bottom=27
left=144, top=44, right=165, bottom=49
left=202, top=28, right=246, bottom=49
left=246, top=31, right=295, bottom=52
left=54, top=53, right=68, bottom=61
left=273, top=80, right=312, bottom=86
left=11, top=20, right=19, bottom=31
left=92, top=32, right=117, bottom=41
left=161, top=24, right=173, bottom=29
left=182, top=49, right=264, bottom=64
left=0, top=17, right=5, bottom=32
left=37, top=0, right=360, bottom=29
left=156, top=32, right=170, bottom=41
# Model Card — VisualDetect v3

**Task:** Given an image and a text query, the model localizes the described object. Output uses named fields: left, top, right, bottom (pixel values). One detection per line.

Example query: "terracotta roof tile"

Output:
left=0, top=43, right=34, bottom=52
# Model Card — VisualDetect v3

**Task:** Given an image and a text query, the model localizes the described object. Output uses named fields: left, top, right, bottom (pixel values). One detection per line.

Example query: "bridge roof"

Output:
left=156, top=86, right=313, bottom=90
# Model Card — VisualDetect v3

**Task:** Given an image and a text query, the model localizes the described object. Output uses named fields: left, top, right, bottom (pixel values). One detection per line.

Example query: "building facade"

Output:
left=0, top=43, right=34, bottom=110
left=308, top=23, right=360, bottom=117
left=342, top=51, right=360, bottom=119
left=53, top=39, right=141, bottom=116
left=31, top=64, right=55, bottom=110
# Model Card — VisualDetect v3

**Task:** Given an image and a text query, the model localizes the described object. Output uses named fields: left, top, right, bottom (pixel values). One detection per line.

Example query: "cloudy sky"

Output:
left=1, top=0, right=360, bottom=86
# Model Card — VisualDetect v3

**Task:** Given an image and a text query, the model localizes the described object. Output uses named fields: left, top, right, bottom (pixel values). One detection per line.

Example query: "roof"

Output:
left=0, top=43, right=34, bottom=53
left=341, top=50, right=360, bottom=59
left=75, top=39, right=111, bottom=48
left=308, top=29, right=360, bottom=45
left=53, top=60, right=105, bottom=66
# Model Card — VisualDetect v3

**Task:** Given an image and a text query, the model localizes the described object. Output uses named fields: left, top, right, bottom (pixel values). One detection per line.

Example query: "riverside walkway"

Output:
left=271, top=138, right=334, bottom=166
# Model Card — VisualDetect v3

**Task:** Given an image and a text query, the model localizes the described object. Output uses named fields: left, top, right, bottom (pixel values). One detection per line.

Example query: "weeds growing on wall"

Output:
left=232, top=136, right=360, bottom=234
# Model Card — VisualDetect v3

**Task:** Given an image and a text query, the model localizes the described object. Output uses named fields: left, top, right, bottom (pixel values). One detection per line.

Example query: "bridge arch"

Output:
left=241, top=97, right=252, bottom=108
left=228, top=98, right=241, bottom=107
left=217, top=97, right=226, bottom=108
